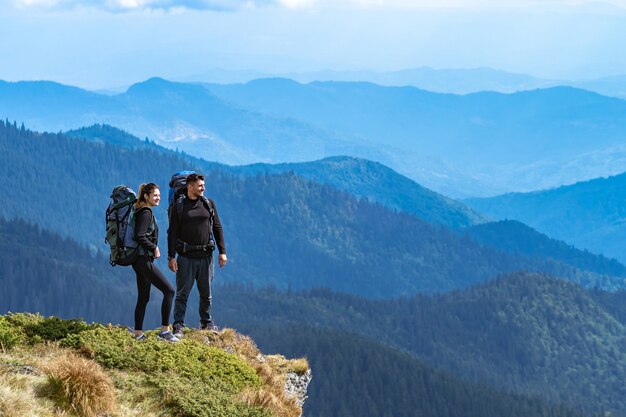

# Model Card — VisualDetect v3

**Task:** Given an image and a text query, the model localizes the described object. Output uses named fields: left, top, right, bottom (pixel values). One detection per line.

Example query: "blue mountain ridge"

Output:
left=465, top=171, right=626, bottom=264
left=6, top=77, right=626, bottom=196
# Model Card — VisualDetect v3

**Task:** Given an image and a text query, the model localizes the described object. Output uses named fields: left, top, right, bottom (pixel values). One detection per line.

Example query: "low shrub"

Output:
left=152, top=373, right=272, bottom=417
left=3, top=313, right=95, bottom=345
left=23, top=316, right=93, bottom=342
left=3, top=312, right=44, bottom=329
left=73, top=326, right=262, bottom=391
left=0, top=316, right=24, bottom=350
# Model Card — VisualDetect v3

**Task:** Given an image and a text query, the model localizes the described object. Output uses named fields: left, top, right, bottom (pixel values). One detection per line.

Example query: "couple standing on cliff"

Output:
left=130, top=172, right=227, bottom=343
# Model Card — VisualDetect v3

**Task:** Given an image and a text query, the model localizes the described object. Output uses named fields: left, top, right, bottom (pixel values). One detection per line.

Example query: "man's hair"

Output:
left=186, top=173, right=205, bottom=185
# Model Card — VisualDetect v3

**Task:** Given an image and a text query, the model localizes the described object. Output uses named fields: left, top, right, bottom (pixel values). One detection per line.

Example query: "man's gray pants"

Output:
left=173, top=255, right=214, bottom=325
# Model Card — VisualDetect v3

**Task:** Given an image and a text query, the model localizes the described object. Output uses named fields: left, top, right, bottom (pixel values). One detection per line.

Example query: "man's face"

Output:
left=188, top=179, right=205, bottom=198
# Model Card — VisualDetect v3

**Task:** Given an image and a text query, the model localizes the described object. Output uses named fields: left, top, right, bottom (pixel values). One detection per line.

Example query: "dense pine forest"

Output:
left=250, top=325, right=588, bottom=417
left=218, top=274, right=626, bottom=415
left=0, top=219, right=599, bottom=417
left=1, top=120, right=624, bottom=295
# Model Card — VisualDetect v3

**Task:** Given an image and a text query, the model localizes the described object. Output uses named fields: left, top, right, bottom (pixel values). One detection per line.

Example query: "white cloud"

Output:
left=278, top=0, right=314, bottom=8
left=9, top=0, right=276, bottom=11
left=7, top=0, right=626, bottom=11
left=295, top=0, right=626, bottom=9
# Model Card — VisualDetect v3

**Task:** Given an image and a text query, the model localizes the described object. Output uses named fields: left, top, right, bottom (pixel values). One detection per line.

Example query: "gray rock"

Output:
left=284, top=369, right=312, bottom=414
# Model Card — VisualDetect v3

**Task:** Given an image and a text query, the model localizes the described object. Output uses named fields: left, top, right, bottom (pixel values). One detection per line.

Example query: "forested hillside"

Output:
left=0, top=219, right=594, bottom=417
left=466, top=172, right=626, bottom=263
left=231, top=156, right=486, bottom=228
left=464, top=220, right=626, bottom=282
left=0, top=218, right=134, bottom=322
left=218, top=273, right=626, bottom=415
left=1, top=120, right=624, bottom=295
left=70, top=125, right=483, bottom=228
left=250, top=325, right=587, bottom=417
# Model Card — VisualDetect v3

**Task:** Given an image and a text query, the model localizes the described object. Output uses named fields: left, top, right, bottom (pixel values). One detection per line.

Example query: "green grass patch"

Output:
left=152, top=373, right=272, bottom=417
left=69, top=326, right=262, bottom=391
left=3, top=313, right=96, bottom=345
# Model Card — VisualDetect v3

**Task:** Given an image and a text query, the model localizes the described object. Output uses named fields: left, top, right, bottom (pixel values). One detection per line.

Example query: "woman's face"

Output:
left=146, top=188, right=160, bottom=207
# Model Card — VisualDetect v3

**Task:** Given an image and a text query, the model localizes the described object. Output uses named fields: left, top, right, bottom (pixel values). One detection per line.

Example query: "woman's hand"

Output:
left=154, top=247, right=161, bottom=259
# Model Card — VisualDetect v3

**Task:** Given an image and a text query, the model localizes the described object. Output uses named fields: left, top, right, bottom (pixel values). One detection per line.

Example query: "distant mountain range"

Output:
left=5, top=77, right=626, bottom=197
left=182, top=66, right=626, bottom=99
left=465, top=172, right=626, bottom=264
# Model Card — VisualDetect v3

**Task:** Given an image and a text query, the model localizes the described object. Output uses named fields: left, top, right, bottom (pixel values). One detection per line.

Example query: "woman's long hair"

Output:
left=136, top=183, right=159, bottom=208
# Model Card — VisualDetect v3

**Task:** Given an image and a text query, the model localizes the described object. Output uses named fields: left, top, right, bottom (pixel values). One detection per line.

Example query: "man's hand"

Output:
left=218, top=254, right=228, bottom=268
left=154, top=247, right=160, bottom=259
left=168, top=257, right=178, bottom=272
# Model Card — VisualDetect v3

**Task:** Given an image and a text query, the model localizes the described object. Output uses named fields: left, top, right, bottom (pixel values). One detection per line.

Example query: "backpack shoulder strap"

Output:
left=201, top=196, right=215, bottom=224
left=175, top=194, right=185, bottom=229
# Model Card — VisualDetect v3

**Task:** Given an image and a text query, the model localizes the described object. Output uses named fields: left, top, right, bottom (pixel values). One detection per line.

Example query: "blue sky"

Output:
left=2, top=0, right=626, bottom=89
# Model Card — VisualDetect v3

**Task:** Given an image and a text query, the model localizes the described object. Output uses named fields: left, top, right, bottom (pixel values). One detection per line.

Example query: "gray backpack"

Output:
left=105, top=185, right=139, bottom=266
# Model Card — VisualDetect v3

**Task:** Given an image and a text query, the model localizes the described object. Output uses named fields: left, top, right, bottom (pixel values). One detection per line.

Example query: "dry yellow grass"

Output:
left=253, top=362, right=285, bottom=393
left=241, top=352, right=303, bottom=417
left=266, top=355, right=310, bottom=374
left=0, top=385, right=33, bottom=417
left=199, top=328, right=262, bottom=360
left=239, top=387, right=301, bottom=417
left=41, top=353, right=116, bottom=417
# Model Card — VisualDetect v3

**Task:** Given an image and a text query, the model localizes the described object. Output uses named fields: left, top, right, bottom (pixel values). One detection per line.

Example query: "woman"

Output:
left=131, top=183, right=179, bottom=343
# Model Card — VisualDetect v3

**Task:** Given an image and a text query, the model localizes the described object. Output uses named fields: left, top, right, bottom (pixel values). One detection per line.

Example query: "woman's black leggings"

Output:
left=131, top=256, right=174, bottom=331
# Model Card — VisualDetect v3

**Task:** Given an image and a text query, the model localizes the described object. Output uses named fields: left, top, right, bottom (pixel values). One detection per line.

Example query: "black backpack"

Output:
left=168, top=171, right=215, bottom=248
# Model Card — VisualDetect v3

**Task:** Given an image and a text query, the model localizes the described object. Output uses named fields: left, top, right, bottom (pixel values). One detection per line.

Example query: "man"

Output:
left=167, top=173, right=227, bottom=337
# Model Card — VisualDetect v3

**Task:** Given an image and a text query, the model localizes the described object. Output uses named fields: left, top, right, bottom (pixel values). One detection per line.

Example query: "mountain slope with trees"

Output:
left=464, top=219, right=626, bottom=282
left=2, top=121, right=625, bottom=295
left=249, top=325, right=587, bottom=417
left=2, top=120, right=626, bottom=295
left=68, top=126, right=485, bottom=228
left=465, top=172, right=626, bottom=263
left=218, top=273, right=626, bottom=416
left=0, top=220, right=593, bottom=417
left=231, top=156, right=486, bottom=228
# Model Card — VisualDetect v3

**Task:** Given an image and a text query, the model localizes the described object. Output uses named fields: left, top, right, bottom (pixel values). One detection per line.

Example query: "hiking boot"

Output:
left=157, top=331, right=181, bottom=343
left=134, top=334, right=147, bottom=341
left=200, top=321, right=219, bottom=334
left=173, top=323, right=184, bottom=339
